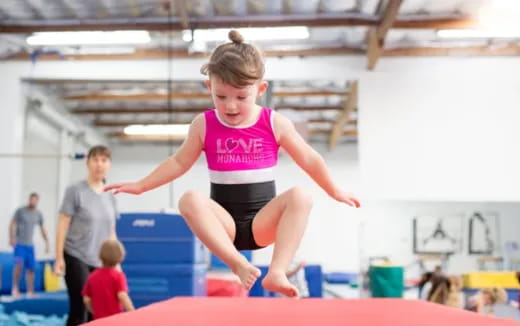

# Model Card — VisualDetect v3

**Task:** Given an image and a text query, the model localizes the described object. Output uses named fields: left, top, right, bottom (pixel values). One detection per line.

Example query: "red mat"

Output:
left=86, top=298, right=518, bottom=326
left=207, top=278, right=248, bottom=297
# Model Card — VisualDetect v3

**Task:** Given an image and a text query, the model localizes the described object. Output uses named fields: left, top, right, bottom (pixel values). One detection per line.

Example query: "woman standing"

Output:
left=54, top=145, right=118, bottom=326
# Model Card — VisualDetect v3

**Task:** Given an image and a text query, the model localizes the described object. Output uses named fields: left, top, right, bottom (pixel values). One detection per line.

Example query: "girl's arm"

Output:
left=83, top=296, right=92, bottom=313
left=105, top=114, right=205, bottom=195
left=275, top=113, right=360, bottom=207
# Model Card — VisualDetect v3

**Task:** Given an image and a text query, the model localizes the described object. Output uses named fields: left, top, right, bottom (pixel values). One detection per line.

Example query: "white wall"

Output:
left=20, top=114, right=60, bottom=258
left=107, top=145, right=179, bottom=212
left=359, top=58, right=520, bottom=201
left=0, top=64, right=25, bottom=253
left=361, top=200, right=520, bottom=278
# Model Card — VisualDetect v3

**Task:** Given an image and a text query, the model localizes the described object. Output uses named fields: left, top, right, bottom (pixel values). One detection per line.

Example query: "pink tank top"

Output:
left=204, top=108, right=279, bottom=184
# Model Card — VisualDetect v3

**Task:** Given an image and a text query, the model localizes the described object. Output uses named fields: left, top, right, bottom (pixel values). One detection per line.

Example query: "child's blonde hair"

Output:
left=201, top=30, right=264, bottom=88
left=99, top=239, right=125, bottom=268
left=481, top=287, right=507, bottom=305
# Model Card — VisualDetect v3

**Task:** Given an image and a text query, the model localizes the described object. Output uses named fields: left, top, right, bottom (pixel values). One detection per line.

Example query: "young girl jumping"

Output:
left=105, top=30, right=360, bottom=297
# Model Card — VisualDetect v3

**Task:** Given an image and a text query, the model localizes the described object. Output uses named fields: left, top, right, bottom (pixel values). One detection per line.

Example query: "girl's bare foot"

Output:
left=231, top=262, right=261, bottom=290
left=262, top=271, right=299, bottom=297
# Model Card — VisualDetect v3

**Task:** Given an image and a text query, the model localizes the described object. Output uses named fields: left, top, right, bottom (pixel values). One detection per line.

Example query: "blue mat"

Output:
left=249, top=265, right=323, bottom=298
left=0, top=291, right=68, bottom=317
left=324, top=272, right=358, bottom=285
left=0, top=304, right=66, bottom=326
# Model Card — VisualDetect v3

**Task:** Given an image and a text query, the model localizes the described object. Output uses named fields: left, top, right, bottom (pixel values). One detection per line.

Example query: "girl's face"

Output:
left=205, top=76, right=268, bottom=126
left=87, top=154, right=111, bottom=181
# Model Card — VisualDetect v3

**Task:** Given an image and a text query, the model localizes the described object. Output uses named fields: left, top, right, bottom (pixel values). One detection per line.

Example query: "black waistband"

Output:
left=210, top=181, right=276, bottom=204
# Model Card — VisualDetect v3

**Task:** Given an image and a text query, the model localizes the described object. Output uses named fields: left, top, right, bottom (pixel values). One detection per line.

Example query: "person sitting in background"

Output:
left=467, top=287, right=507, bottom=315
left=82, top=239, right=134, bottom=320
left=428, top=275, right=450, bottom=304
left=445, top=276, right=463, bottom=308
left=418, top=272, right=433, bottom=300
left=510, top=271, right=520, bottom=309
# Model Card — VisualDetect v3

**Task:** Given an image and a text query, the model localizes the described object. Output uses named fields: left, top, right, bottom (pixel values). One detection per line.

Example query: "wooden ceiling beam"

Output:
left=72, top=107, right=207, bottom=114
left=383, top=44, right=520, bottom=56
left=71, top=105, right=345, bottom=115
left=367, top=0, right=403, bottom=70
left=65, top=93, right=211, bottom=101
left=0, top=14, right=478, bottom=33
left=329, top=81, right=358, bottom=150
left=94, top=118, right=194, bottom=126
left=94, top=118, right=357, bottom=127
left=7, top=46, right=364, bottom=61
left=9, top=43, right=518, bottom=62
left=107, top=132, right=187, bottom=141
left=311, top=129, right=358, bottom=136
left=64, top=90, right=347, bottom=101
left=109, top=130, right=358, bottom=140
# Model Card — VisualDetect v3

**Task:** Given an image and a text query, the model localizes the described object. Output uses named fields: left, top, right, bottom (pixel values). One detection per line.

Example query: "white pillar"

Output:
left=0, top=64, right=25, bottom=251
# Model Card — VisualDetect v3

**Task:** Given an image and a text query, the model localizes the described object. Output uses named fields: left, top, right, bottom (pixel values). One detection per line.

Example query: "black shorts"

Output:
left=211, top=181, right=275, bottom=250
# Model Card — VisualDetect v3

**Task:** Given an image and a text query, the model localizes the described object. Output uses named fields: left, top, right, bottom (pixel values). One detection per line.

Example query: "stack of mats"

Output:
left=0, top=253, right=68, bottom=317
left=463, top=271, right=520, bottom=301
left=0, top=253, right=45, bottom=294
left=117, top=213, right=208, bottom=308
left=85, top=297, right=520, bottom=326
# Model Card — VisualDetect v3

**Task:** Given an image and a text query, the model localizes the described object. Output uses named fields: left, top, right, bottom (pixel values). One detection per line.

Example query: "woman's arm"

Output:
left=54, top=214, right=71, bottom=275
left=275, top=113, right=360, bottom=207
left=105, top=114, right=205, bottom=195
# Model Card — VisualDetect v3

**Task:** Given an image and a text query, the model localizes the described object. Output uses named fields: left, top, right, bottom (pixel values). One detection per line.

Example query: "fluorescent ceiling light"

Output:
left=182, top=30, right=193, bottom=42
left=182, top=26, right=309, bottom=43
left=26, top=31, right=151, bottom=46
left=124, top=124, right=190, bottom=136
left=61, top=47, right=136, bottom=55
left=437, top=29, right=520, bottom=38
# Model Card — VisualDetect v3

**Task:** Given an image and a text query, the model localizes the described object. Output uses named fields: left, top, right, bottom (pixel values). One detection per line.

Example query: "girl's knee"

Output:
left=287, top=186, right=313, bottom=209
left=178, top=190, right=204, bottom=215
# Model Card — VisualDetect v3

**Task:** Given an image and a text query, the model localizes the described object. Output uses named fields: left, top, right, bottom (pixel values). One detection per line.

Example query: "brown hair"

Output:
left=481, top=287, right=507, bottom=305
left=200, top=30, right=264, bottom=88
left=99, top=239, right=125, bottom=267
left=428, top=276, right=450, bottom=304
left=87, top=145, right=111, bottom=160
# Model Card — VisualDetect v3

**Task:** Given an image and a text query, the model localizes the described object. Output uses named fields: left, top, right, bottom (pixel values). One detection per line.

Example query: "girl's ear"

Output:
left=257, top=81, right=269, bottom=97
left=204, top=80, right=212, bottom=90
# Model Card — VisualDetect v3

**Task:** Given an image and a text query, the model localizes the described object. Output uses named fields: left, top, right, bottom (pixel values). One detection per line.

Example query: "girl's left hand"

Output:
left=333, top=189, right=361, bottom=208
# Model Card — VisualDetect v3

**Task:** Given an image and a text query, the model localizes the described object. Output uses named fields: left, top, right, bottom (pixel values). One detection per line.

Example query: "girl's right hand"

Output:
left=54, top=257, right=65, bottom=276
left=104, top=182, right=144, bottom=195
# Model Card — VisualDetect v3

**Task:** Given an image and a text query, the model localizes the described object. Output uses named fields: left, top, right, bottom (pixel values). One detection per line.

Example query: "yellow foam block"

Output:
left=463, top=272, right=520, bottom=289
left=44, top=262, right=61, bottom=292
